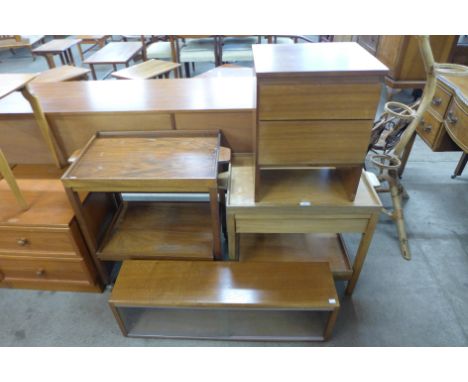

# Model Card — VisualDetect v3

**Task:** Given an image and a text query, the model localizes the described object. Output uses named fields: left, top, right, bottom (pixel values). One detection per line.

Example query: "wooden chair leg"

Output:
left=451, top=153, right=467, bottom=179
left=184, top=62, right=191, bottom=78
left=0, top=150, right=28, bottom=211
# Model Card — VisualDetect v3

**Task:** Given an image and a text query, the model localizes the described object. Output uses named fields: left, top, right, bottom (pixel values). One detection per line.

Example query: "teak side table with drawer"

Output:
left=226, top=155, right=382, bottom=296
left=252, top=42, right=389, bottom=202
left=0, top=165, right=102, bottom=292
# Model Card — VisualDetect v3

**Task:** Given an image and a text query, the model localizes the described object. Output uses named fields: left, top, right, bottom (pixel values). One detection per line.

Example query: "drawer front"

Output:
left=417, top=111, right=444, bottom=147
left=258, top=82, right=381, bottom=120
left=445, top=99, right=468, bottom=151
left=429, top=84, right=452, bottom=120
left=0, top=256, right=91, bottom=284
left=0, top=228, right=76, bottom=254
left=258, top=120, right=372, bottom=166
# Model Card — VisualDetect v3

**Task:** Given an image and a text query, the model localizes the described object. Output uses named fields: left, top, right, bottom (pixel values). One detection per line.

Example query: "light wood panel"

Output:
left=110, top=260, right=339, bottom=310
left=111, top=59, right=180, bottom=80
left=84, top=42, right=142, bottom=64
left=0, top=74, right=36, bottom=99
left=258, top=120, right=372, bottom=165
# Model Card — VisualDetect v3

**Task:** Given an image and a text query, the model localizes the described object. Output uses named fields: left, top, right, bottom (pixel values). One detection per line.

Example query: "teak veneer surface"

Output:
left=26, top=77, right=256, bottom=113
left=439, top=75, right=468, bottom=105
left=0, top=165, right=73, bottom=227
left=228, top=156, right=381, bottom=209
left=0, top=74, right=37, bottom=99
left=62, top=132, right=220, bottom=191
left=110, top=260, right=339, bottom=310
left=98, top=202, right=213, bottom=260
left=253, top=42, right=388, bottom=77
left=83, top=42, right=142, bottom=64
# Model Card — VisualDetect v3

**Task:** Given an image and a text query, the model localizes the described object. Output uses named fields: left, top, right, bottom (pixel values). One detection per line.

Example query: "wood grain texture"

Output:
left=239, top=233, right=352, bottom=277
left=253, top=42, right=388, bottom=77
left=32, top=39, right=82, bottom=53
left=31, top=65, right=90, bottom=83
left=83, top=42, right=142, bottom=64
left=258, top=120, right=372, bottom=165
left=446, top=98, right=468, bottom=152
left=110, top=260, right=339, bottom=310
left=258, top=81, right=381, bottom=120
left=111, top=59, right=180, bottom=80
left=98, top=202, right=213, bottom=261
left=62, top=132, right=220, bottom=192
left=27, top=77, right=255, bottom=113
left=0, top=74, right=36, bottom=99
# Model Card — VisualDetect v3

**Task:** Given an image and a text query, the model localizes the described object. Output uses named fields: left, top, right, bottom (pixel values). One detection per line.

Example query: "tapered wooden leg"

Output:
left=226, top=212, right=236, bottom=260
left=77, top=43, right=84, bottom=61
left=89, top=64, right=97, bottom=80
left=345, top=212, right=380, bottom=295
left=59, top=53, right=66, bottom=65
left=68, top=48, right=76, bottom=65
left=0, top=150, right=28, bottom=211
left=64, top=188, right=109, bottom=283
left=451, top=153, right=467, bottom=179
left=209, top=188, right=222, bottom=260
left=20, top=86, right=64, bottom=167
left=45, top=54, right=56, bottom=68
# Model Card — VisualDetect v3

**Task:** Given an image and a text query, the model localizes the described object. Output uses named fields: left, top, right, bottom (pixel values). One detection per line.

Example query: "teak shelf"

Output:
left=252, top=43, right=389, bottom=201
left=61, top=130, right=224, bottom=282
left=109, top=260, right=340, bottom=341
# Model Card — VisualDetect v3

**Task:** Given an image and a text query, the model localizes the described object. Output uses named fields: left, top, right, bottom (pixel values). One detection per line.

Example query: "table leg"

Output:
left=77, top=43, right=84, bottom=61
left=0, top=150, right=28, bottom=211
left=226, top=212, right=237, bottom=260
left=45, top=54, right=56, bottom=68
left=89, top=64, right=97, bottom=80
left=345, top=212, right=380, bottom=296
left=59, top=53, right=66, bottom=65
left=323, top=308, right=339, bottom=341
left=209, top=188, right=222, bottom=260
left=68, top=48, right=76, bottom=65
left=451, top=153, right=467, bottom=179
left=64, top=188, right=109, bottom=284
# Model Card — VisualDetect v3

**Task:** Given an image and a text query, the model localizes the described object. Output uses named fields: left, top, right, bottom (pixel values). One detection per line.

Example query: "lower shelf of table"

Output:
left=238, top=233, right=352, bottom=279
left=112, top=306, right=332, bottom=341
left=97, top=202, right=214, bottom=261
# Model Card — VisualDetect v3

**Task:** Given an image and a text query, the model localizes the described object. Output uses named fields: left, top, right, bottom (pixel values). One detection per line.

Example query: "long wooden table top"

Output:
left=84, top=42, right=142, bottom=64
left=32, top=39, right=81, bottom=53
left=0, top=77, right=256, bottom=115
left=110, top=260, right=339, bottom=310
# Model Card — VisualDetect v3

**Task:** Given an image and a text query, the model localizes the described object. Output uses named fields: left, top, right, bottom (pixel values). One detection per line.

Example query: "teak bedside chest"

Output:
left=252, top=42, right=388, bottom=201
left=0, top=165, right=101, bottom=292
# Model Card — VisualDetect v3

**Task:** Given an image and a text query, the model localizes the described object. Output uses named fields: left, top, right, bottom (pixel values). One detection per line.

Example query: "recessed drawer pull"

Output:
left=431, top=97, right=442, bottom=106
left=447, top=112, right=458, bottom=125
left=36, top=269, right=45, bottom=277
left=17, top=238, right=29, bottom=246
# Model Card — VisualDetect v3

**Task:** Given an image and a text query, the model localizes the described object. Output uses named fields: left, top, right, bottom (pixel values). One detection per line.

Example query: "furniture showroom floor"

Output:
left=0, top=45, right=467, bottom=346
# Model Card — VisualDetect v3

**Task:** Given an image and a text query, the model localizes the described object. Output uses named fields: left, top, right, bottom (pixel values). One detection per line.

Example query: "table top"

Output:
left=0, top=73, right=37, bottom=100
left=32, top=38, right=82, bottom=53
left=31, top=65, right=90, bottom=83
left=111, top=59, right=180, bottom=80
left=253, top=42, right=389, bottom=78
left=84, top=42, right=143, bottom=65
left=62, top=131, right=221, bottom=192
left=0, top=165, right=73, bottom=227
left=75, top=35, right=109, bottom=40
left=110, top=260, right=339, bottom=309
left=196, top=64, right=255, bottom=79
left=228, top=155, right=382, bottom=211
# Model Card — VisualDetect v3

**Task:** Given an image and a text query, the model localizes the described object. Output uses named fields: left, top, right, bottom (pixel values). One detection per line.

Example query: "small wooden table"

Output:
left=111, top=59, right=181, bottom=80
left=61, top=130, right=223, bottom=280
left=31, top=65, right=90, bottom=83
left=84, top=42, right=143, bottom=80
left=109, top=260, right=340, bottom=341
left=226, top=155, right=382, bottom=296
left=75, top=35, right=110, bottom=61
left=32, top=39, right=82, bottom=69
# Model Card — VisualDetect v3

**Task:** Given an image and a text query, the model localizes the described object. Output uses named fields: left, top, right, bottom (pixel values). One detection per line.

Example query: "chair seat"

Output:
left=180, top=39, right=216, bottom=63
left=146, top=41, right=173, bottom=60
left=275, top=37, right=295, bottom=44
left=222, top=44, right=253, bottom=62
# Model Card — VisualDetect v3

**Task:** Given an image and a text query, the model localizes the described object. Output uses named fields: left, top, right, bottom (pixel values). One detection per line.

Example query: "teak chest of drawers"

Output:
left=252, top=42, right=388, bottom=201
left=0, top=165, right=101, bottom=292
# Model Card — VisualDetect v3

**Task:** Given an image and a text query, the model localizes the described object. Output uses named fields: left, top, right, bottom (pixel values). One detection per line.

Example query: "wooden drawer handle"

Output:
left=431, top=97, right=442, bottom=106
left=17, top=238, right=29, bottom=246
left=447, top=112, right=458, bottom=125
left=36, top=269, right=45, bottom=277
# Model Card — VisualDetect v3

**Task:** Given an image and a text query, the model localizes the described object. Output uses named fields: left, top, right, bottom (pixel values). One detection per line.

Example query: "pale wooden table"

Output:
left=84, top=42, right=143, bottom=80
left=111, top=59, right=180, bottom=80
left=75, top=35, right=110, bottom=61
left=31, top=65, right=90, bottom=83
left=32, top=39, right=82, bottom=69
